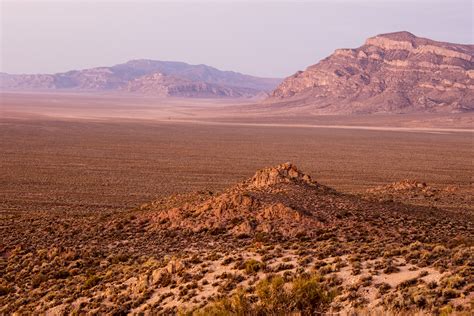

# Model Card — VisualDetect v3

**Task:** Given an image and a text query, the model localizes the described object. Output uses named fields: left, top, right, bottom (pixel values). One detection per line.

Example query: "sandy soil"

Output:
left=1, top=116, right=472, bottom=214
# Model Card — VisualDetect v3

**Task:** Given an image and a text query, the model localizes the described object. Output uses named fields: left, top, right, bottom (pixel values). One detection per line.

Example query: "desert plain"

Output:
left=1, top=92, right=473, bottom=315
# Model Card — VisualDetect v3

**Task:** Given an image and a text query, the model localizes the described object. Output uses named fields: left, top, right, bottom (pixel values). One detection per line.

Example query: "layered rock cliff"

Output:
left=269, top=32, right=473, bottom=113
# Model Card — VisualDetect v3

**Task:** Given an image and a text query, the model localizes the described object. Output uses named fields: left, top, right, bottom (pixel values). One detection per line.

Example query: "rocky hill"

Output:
left=268, top=32, right=474, bottom=114
left=0, top=60, right=281, bottom=98
left=2, top=163, right=472, bottom=314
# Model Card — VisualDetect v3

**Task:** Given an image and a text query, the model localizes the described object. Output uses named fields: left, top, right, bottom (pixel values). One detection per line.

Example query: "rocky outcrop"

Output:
left=364, top=179, right=473, bottom=211
left=140, top=163, right=324, bottom=237
left=250, top=162, right=314, bottom=188
left=269, top=31, right=473, bottom=114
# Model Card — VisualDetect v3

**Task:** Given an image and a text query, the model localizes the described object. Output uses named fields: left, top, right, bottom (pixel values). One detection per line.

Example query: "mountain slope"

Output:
left=124, top=72, right=260, bottom=98
left=268, top=32, right=474, bottom=114
left=118, top=60, right=280, bottom=91
left=0, top=60, right=281, bottom=98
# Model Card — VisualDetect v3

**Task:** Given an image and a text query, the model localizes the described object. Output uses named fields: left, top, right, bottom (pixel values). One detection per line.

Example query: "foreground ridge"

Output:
left=1, top=163, right=472, bottom=315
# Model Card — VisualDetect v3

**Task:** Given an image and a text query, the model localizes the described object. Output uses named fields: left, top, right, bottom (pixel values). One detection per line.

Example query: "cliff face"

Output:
left=0, top=60, right=281, bottom=98
left=269, top=32, right=473, bottom=114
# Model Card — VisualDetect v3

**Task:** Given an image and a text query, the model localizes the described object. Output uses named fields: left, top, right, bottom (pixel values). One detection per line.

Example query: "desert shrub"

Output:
left=291, top=274, right=334, bottom=314
left=255, top=275, right=290, bottom=313
left=84, top=275, right=102, bottom=289
left=111, top=253, right=129, bottom=264
left=451, top=247, right=472, bottom=266
left=441, top=288, right=459, bottom=299
left=313, top=260, right=327, bottom=269
left=222, top=257, right=233, bottom=265
left=193, top=272, right=335, bottom=315
left=297, top=256, right=312, bottom=267
left=383, top=264, right=400, bottom=274
left=206, top=252, right=222, bottom=261
left=358, top=275, right=373, bottom=287
left=409, top=241, right=423, bottom=251
left=243, top=259, right=265, bottom=275
left=157, top=271, right=172, bottom=287
left=318, top=264, right=334, bottom=275
left=463, top=282, right=474, bottom=295
left=53, top=269, right=70, bottom=279
left=441, top=275, right=466, bottom=290
left=255, top=274, right=334, bottom=314
left=185, top=288, right=251, bottom=316
left=0, top=285, right=12, bottom=296
left=376, top=282, right=391, bottom=295
left=188, top=254, right=202, bottom=264
left=412, top=292, right=428, bottom=309
left=439, top=305, right=453, bottom=316
left=351, top=261, right=362, bottom=275
left=324, top=274, right=342, bottom=287
left=397, top=277, right=418, bottom=289
left=31, top=273, right=48, bottom=288
left=254, top=232, right=269, bottom=243
left=218, top=274, right=244, bottom=294
left=274, top=263, right=294, bottom=272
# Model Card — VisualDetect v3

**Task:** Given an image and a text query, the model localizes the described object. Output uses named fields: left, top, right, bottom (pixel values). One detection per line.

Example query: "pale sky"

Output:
left=1, top=0, right=472, bottom=77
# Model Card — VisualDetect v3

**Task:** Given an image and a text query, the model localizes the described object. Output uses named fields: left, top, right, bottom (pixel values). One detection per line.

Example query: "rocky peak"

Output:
left=365, top=31, right=417, bottom=46
left=143, top=162, right=321, bottom=237
left=364, top=31, right=473, bottom=61
left=250, top=163, right=313, bottom=188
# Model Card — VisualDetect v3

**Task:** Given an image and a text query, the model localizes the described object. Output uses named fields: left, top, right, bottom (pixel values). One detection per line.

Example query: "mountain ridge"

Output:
left=268, top=31, right=474, bottom=114
left=0, top=59, right=282, bottom=98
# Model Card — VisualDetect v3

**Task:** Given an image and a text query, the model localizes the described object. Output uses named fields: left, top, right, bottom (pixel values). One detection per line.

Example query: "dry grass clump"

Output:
left=242, top=259, right=266, bottom=275
left=185, top=272, right=335, bottom=315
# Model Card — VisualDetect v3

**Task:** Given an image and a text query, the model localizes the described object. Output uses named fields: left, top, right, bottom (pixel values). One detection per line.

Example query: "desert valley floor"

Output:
left=0, top=93, right=473, bottom=315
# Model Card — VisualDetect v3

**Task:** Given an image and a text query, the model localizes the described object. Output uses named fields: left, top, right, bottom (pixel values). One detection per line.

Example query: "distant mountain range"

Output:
left=2, top=32, right=473, bottom=113
left=0, top=60, right=282, bottom=98
left=267, top=31, right=473, bottom=114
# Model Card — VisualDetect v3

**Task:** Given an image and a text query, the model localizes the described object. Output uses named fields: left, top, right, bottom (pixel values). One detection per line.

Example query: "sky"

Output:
left=0, top=0, right=472, bottom=78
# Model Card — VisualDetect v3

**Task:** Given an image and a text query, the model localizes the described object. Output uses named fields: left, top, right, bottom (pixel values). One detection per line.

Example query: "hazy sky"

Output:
left=1, top=0, right=472, bottom=77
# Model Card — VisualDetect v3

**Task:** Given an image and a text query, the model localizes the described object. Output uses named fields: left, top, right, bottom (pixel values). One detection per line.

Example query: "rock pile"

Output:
left=249, top=162, right=314, bottom=188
